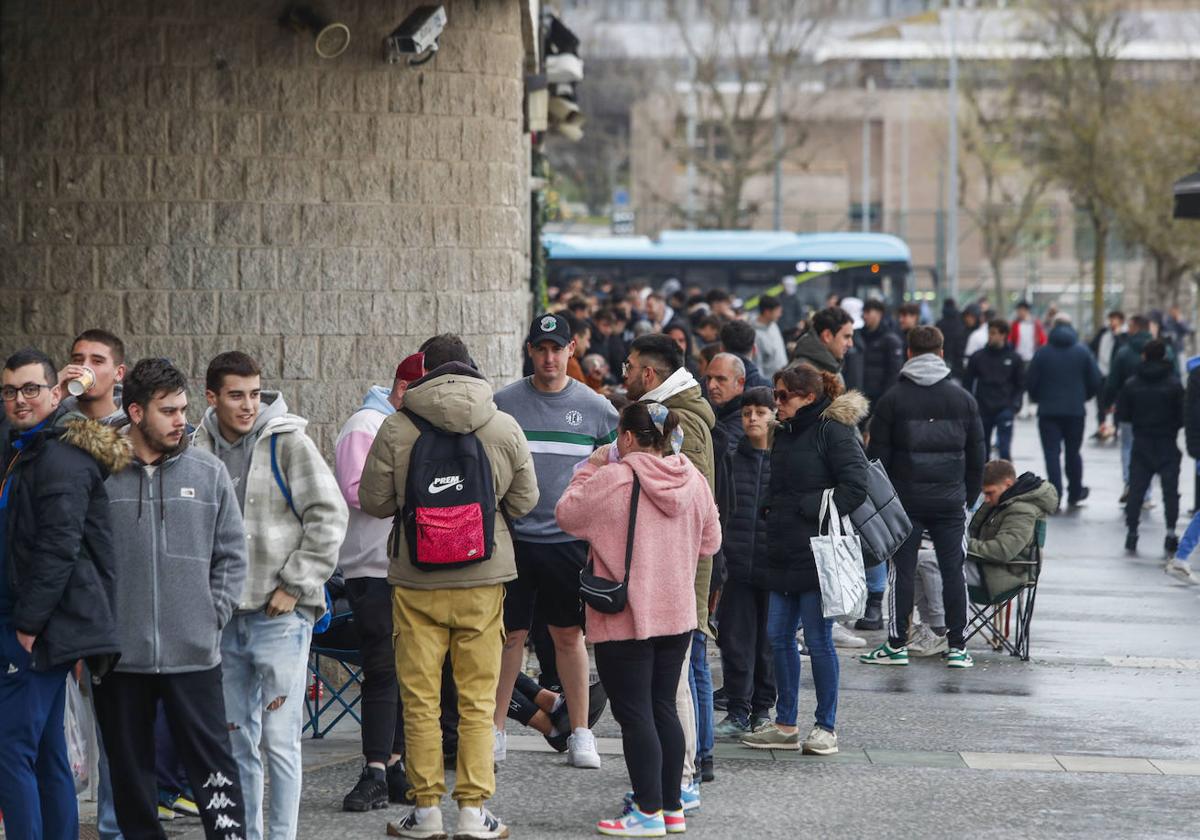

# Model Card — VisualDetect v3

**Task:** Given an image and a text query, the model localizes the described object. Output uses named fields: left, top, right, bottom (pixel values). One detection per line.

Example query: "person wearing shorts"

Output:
left=493, top=313, right=619, bottom=770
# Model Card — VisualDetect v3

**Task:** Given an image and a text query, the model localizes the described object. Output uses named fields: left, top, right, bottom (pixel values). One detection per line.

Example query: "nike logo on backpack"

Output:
left=428, top=476, right=464, bottom=494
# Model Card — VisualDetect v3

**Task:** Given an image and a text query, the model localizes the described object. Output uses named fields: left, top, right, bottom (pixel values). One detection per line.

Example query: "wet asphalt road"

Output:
left=100, top=417, right=1200, bottom=839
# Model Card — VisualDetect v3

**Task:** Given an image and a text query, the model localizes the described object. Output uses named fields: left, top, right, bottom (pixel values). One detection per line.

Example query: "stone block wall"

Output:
left=0, top=0, right=533, bottom=455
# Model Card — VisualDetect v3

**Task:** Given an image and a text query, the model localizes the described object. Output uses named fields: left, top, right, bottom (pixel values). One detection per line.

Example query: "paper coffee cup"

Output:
left=67, top=366, right=96, bottom=397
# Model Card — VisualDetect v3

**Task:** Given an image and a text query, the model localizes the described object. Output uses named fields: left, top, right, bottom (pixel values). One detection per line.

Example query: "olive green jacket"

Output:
left=967, top=475, right=1058, bottom=596
left=644, top=375, right=718, bottom=636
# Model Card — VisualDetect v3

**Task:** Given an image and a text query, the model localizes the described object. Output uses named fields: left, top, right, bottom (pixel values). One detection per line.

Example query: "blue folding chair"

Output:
left=304, top=610, right=364, bottom=739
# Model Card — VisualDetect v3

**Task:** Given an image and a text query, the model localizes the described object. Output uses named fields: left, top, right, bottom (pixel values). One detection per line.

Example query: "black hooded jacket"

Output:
left=938, top=301, right=968, bottom=378
left=1116, top=359, right=1184, bottom=442
left=963, top=343, right=1025, bottom=416
left=723, top=435, right=770, bottom=586
left=762, top=391, right=870, bottom=593
left=3, top=407, right=129, bottom=674
left=868, top=356, right=986, bottom=515
left=858, top=325, right=904, bottom=402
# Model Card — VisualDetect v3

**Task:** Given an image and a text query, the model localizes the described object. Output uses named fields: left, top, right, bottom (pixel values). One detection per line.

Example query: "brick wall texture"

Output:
left=0, top=0, right=532, bottom=456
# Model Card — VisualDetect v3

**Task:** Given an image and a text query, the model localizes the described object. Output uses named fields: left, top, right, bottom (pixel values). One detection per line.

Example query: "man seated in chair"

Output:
left=966, top=460, right=1059, bottom=596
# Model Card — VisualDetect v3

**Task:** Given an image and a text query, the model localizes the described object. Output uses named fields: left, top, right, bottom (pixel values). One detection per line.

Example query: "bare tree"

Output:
left=1107, top=83, right=1200, bottom=310
left=643, top=0, right=841, bottom=229
left=1020, top=0, right=1130, bottom=330
left=958, top=76, right=1051, bottom=308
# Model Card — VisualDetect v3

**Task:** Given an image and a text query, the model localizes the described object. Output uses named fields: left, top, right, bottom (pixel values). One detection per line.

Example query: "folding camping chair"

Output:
left=963, top=518, right=1046, bottom=662
left=304, top=609, right=364, bottom=739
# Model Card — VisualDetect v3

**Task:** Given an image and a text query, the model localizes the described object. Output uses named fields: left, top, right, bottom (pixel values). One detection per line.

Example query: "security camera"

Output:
left=384, top=5, right=447, bottom=66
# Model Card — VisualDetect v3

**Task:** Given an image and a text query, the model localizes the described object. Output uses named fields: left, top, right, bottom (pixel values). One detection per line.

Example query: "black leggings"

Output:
left=594, top=632, right=690, bottom=813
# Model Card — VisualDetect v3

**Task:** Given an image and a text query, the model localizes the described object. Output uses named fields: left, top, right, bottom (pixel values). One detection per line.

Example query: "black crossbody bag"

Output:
left=579, top=474, right=641, bottom=614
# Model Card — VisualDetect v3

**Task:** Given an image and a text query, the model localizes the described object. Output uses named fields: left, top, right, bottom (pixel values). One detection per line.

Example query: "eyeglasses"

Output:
left=1, top=383, right=53, bottom=401
left=773, top=389, right=796, bottom=404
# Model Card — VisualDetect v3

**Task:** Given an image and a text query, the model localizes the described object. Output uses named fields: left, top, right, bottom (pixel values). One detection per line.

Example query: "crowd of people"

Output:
left=2, top=277, right=1197, bottom=840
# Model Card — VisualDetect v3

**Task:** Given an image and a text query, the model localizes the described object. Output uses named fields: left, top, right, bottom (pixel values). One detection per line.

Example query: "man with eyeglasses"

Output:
left=0, top=348, right=125, bottom=840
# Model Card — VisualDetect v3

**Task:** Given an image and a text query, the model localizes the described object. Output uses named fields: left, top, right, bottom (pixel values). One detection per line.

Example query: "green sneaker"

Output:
left=713, top=715, right=750, bottom=739
left=740, top=724, right=802, bottom=751
left=859, top=642, right=909, bottom=665
left=944, top=648, right=974, bottom=668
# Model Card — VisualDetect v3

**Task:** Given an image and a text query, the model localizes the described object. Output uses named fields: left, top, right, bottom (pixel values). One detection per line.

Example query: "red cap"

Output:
left=395, top=352, right=425, bottom=382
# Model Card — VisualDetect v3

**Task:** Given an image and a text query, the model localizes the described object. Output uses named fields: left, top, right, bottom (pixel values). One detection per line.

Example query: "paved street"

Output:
left=87, top=417, right=1200, bottom=839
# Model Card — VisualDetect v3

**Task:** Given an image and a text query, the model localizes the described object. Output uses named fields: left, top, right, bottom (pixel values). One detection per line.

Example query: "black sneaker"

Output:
left=343, top=765, right=389, bottom=812
left=699, top=755, right=715, bottom=783
left=1069, top=487, right=1090, bottom=509
left=1165, top=534, right=1180, bottom=556
left=1125, top=531, right=1138, bottom=555
left=712, top=686, right=728, bottom=712
left=854, top=595, right=884, bottom=631
left=545, top=680, right=608, bottom=753
left=387, top=761, right=411, bottom=804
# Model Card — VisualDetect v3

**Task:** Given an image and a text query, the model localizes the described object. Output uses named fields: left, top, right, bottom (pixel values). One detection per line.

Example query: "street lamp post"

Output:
left=946, top=0, right=960, bottom=302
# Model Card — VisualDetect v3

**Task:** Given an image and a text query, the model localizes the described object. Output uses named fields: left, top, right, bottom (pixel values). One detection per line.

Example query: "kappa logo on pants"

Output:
left=206, top=791, right=238, bottom=810
left=203, top=771, right=234, bottom=788
left=214, top=814, right=242, bottom=829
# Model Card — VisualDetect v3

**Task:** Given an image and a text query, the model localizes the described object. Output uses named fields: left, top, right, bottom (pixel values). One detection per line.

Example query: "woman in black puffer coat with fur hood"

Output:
left=740, top=364, right=869, bottom=757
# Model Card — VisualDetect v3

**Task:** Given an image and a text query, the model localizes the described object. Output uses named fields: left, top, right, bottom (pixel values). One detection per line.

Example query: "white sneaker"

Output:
left=454, top=805, right=509, bottom=840
left=831, top=623, right=866, bottom=648
left=801, top=725, right=838, bottom=755
left=567, top=727, right=602, bottom=769
left=1166, top=559, right=1200, bottom=584
left=387, top=806, right=448, bottom=840
left=907, top=623, right=949, bottom=657
left=492, top=726, right=506, bottom=764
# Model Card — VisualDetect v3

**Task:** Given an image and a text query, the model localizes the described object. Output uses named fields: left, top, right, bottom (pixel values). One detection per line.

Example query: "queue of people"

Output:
left=3, top=278, right=1189, bottom=840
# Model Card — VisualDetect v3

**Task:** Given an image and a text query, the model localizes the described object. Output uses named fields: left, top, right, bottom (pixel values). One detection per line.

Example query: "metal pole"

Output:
left=685, top=55, right=697, bottom=230
left=773, top=82, right=783, bottom=231
left=946, top=0, right=960, bottom=301
left=861, top=77, right=873, bottom=233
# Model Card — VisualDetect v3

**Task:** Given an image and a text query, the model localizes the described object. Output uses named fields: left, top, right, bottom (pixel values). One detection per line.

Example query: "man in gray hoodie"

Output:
left=192, top=351, right=348, bottom=840
left=94, top=357, right=248, bottom=840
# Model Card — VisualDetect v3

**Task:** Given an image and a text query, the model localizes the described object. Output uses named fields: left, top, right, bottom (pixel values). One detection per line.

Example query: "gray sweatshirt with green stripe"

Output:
left=494, top=377, right=619, bottom=543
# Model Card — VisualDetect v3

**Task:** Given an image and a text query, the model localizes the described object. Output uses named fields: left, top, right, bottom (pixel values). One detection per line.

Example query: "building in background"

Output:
left=0, top=0, right=539, bottom=455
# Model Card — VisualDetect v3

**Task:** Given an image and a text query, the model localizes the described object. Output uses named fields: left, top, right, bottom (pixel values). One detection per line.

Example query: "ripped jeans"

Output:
left=221, top=609, right=312, bottom=840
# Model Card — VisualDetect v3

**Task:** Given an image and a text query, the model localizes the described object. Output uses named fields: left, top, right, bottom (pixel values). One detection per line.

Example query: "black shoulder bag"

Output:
left=579, top=474, right=641, bottom=614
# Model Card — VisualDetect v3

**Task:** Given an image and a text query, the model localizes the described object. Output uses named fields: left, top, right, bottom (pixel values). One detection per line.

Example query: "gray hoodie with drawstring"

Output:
left=103, top=438, right=248, bottom=674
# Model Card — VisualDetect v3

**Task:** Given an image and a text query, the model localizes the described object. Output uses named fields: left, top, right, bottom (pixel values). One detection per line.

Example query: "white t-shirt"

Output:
left=1015, top=318, right=1036, bottom=362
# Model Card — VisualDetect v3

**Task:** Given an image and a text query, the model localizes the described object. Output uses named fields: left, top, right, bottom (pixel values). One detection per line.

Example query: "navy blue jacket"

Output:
left=1026, top=325, right=1103, bottom=418
left=724, top=436, right=770, bottom=586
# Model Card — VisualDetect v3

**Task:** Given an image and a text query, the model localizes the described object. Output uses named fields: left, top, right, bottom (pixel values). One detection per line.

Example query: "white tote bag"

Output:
left=811, top=488, right=868, bottom=621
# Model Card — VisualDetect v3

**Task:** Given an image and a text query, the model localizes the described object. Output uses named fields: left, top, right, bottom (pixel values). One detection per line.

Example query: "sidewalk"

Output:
left=77, top=416, right=1200, bottom=839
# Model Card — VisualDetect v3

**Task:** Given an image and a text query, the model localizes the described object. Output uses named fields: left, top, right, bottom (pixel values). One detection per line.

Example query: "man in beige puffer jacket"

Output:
left=359, top=335, right=538, bottom=840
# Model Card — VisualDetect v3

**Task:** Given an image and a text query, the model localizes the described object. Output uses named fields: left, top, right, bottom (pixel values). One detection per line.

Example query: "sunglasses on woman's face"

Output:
left=773, top=389, right=796, bottom=404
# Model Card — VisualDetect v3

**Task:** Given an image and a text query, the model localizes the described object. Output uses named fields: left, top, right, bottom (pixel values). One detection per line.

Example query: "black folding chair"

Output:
left=304, top=610, right=364, bottom=739
left=964, top=518, right=1045, bottom=662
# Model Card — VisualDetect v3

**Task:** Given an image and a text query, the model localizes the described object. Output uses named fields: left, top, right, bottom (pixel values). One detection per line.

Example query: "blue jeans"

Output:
left=865, top=561, right=887, bottom=595
left=1178, top=506, right=1200, bottom=561
left=0, top=636, right=76, bottom=840
left=221, top=609, right=313, bottom=840
left=982, top=408, right=1015, bottom=461
left=687, top=630, right=714, bottom=761
left=766, top=591, right=838, bottom=731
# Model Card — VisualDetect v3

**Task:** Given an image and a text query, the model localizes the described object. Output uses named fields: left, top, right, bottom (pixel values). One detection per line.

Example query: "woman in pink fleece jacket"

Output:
left=556, top=401, right=721, bottom=838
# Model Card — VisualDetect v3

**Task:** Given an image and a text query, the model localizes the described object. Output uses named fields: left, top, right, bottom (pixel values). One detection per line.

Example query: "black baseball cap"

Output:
left=527, top=312, right=572, bottom=348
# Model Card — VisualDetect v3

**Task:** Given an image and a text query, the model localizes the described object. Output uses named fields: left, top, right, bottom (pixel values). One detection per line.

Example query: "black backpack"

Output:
left=399, top=408, right=497, bottom=571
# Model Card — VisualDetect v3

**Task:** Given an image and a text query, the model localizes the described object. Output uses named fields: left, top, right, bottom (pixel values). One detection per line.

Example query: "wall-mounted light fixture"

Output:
left=279, top=4, right=351, bottom=59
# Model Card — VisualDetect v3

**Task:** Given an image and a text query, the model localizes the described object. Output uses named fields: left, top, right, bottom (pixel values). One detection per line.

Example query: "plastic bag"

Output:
left=65, top=674, right=91, bottom=794
left=811, top=489, right=868, bottom=621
